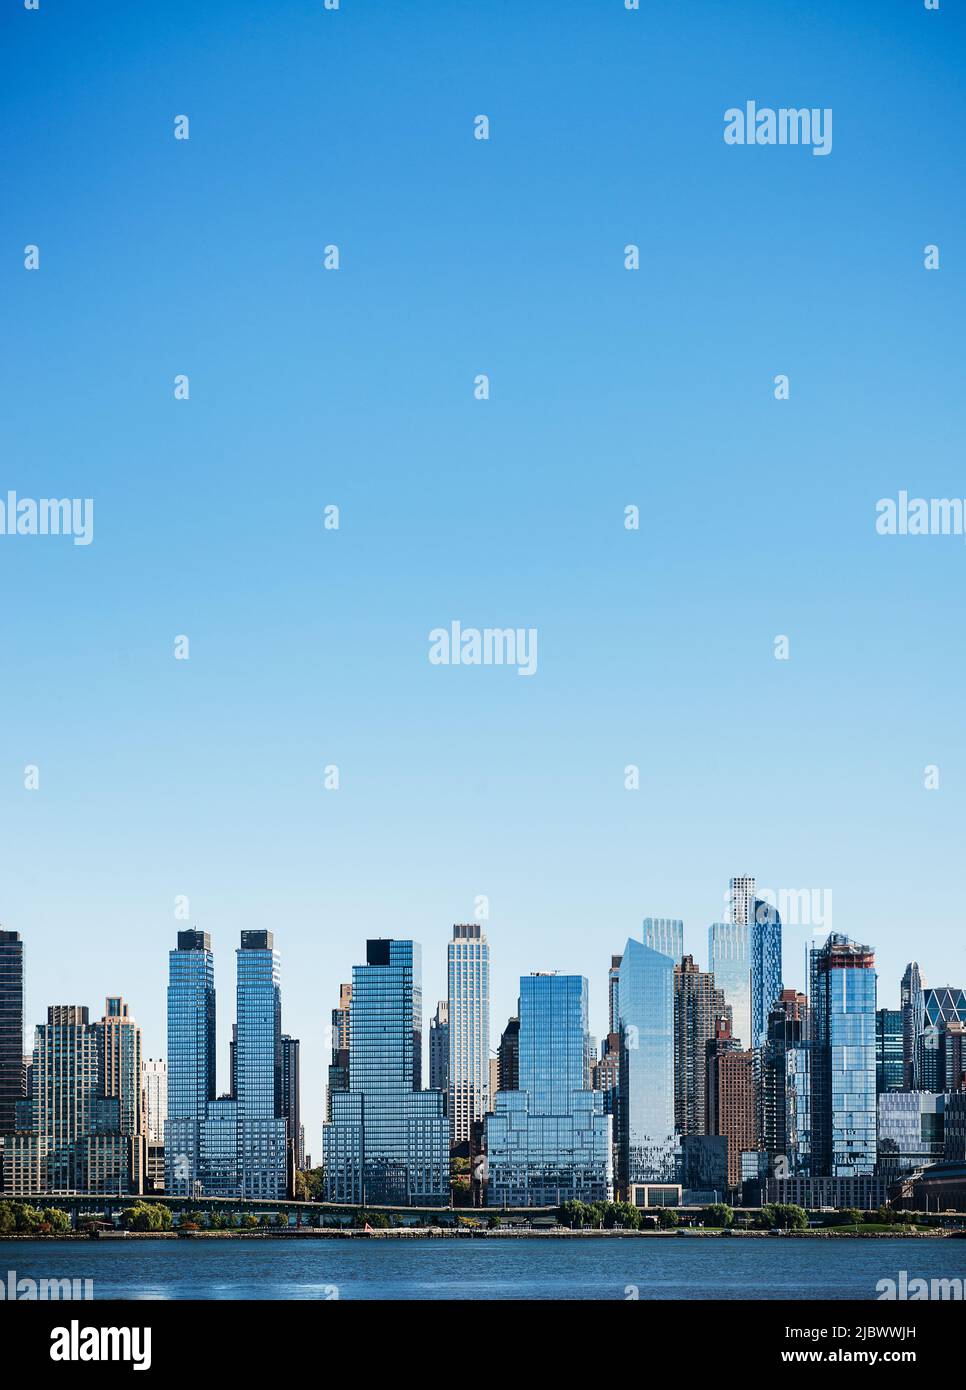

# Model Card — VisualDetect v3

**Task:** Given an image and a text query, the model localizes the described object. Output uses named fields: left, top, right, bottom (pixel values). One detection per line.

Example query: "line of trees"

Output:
left=0, top=1201, right=71, bottom=1234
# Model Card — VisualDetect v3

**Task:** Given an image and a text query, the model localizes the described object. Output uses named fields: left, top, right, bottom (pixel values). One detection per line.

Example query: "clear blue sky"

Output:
left=2, top=0, right=964, bottom=1154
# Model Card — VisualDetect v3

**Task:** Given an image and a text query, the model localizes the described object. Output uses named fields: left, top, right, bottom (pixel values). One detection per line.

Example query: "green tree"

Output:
left=657, top=1208, right=679, bottom=1229
left=121, top=1202, right=172, bottom=1232
left=701, top=1203, right=733, bottom=1229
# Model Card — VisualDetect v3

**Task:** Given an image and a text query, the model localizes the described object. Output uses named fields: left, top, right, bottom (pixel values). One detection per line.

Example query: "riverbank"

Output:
left=0, top=1226, right=956, bottom=1240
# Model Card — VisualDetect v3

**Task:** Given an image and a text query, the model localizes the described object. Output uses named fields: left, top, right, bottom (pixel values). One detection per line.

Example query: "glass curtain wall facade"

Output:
left=708, top=922, right=751, bottom=1051
left=809, top=934, right=877, bottom=1178
left=165, top=930, right=215, bottom=1197
left=0, top=930, right=25, bottom=1140
left=447, top=923, right=490, bottom=1147
left=323, top=939, right=448, bottom=1206
left=235, top=931, right=287, bottom=1199
left=486, top=974, right=612, bottom=1207
left=617, top=940, right=678, bottom=1189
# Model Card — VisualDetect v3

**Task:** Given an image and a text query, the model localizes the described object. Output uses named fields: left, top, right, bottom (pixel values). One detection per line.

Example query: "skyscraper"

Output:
left=323, top=939, right=448, bottom=1206
left=486, top=973, right=612, bottom=1206
left=429, top=1000, right=449, bottom=1098
left=497, top=1015, right=520, bottom=1094
left=0, top=929, right=25, bottom=1140
left=706, top=1014, right=757, bottom=1190
left=608, top=955, right=623, bottom=1035
left=326, top=982, right=351, bottom=1122
left=235, top=930, right=287, bottom=1199
left=918, top=987, right=966, bottom=1092
left=447, top=923, right=490, bottom=1149
left=760, top=991, right=810, bottom=1178
left=708, top=921, right=751, bottom=1050
left=617, top=939, right=678, bottom=1192
left=750, top=898, right=783, bottom=1050
left=809, top=933, right=877, bottom=1178
left=673, top=955, right=726, bottom=1137
left=142, top=1059, right=167, bottom=1144
left=901, top=962, right=925, bottom=1091
left=875, top=1008, right=904, bottom=1094
left=280, top=1034, right=303, bottom=1170
left=642, top=918, right=684, bottom=960
left=165, top=929, right=216, bottom=1197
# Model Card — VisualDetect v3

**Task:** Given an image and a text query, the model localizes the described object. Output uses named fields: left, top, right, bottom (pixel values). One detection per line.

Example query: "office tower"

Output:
left=750, top=898, right=783, bottom=1050
left=616, top=939, right=678, bottom=1193
left=673, top=956, right=726, bottom=1137
left=706, top=1015, right=757, bottom=1190
left=497, top=1016, right=520, bottom=1094
left=429, top=1000, right=449, bottom=1098
left=447, top=923, right=490, bottom=1149
left=323, top=940, right=448, bottom=1206
left=608, top=955, right=622, bottom=1034
left=875, top=1008, right=904, bottom=1094
left=142, top=1059, right=167, bottom=1144
left=918, top=987, right=966, bottom=1092
left=0, top=929, right=25, bottom=1139
left=877, top=1092, right=945, bottom=1182
left=281, top=1034, right=303, bottom=1169
left=708, top=922, right=751, bottom=1049
left=327, top=982, right=351, bottom=1122
left=235, top=930, right=287, bottom=1199
left=165, top=929, right=216, bottom=1197
left=486, top=973, right=612, bottom=1206
left=642, top=918, right=684, bottom=960
left=760, top=991, right=810, bottom=1178
left=901, top=962, right=925, bottom=1091
left=809, top=933, right=877, bottom=1178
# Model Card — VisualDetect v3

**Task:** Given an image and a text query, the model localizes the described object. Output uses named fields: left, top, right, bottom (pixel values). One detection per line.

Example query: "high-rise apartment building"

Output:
left=0, top=929, right=25, bottom=1141
left=142, top=1059, right=167, bottom=1144
left=486, top=973, right=612, bottom=1206
left=323, top=939, right=448, bottom=1206
left=281, top=1034, right=303, bottom=1170
left=235, top=931, right=287, bottom=1199
left=706, top=1015, right=757, bottom=1189
left=326, top=982, right=351, bottom=1122
left=617, top=939, right=678, bottom=1191
left=497, top=1016, right=520, bottom=1094
left=760, top=991, right=810, bottom=1178
left=165, top=930, right=216, bottom=1197
left=673, top=956, right=725, bottom=1137
left=447, top=923, right=490, bottom=1148
left=429, top=1000, right=449, bottom=1099
left=809, top=934, right=877, bottom=1178
left=608, top=955, right=622, bottom=1035
left=918, top=988, right=966, bottom=1092
left=901, top=962, right=925, bottom=1091
left=750, top=897, right=783, bottom=1050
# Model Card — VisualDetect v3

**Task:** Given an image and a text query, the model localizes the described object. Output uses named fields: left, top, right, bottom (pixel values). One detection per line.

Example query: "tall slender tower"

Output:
left=751, top=898, right=783, bottom=1050
left=708, top=921, right=751, bottom=1049
left=165, top=929, right=215, bottom=1197
left=809, top=934, right=877, bottom=1177
left=673, top=956, right=726, bottom=1136
left=447, top=923, right=490, bottom=1148
left=0, top=929, right=25, bottom=1138
left=236, top=931, right=287, bottom=1199
left=901, top=962, right=925, bottom=1091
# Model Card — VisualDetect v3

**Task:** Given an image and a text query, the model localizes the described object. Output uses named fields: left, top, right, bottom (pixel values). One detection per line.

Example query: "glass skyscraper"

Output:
left=642, top=918, right=684, bottom=960
left=235, top=930, right=287, bottom=1199
left=875, top=1007, right=904, bottom=1093
left=901, top=961, right=925, bottom=1091
left=447, top=923, right=490, bottom=1147
left=750, top=898, right=783, bottom=1050
left=708, top=922, right=751, bottom=1050
left=323, top=939, right=448, bottom=1206
left=809, top=933, right=877, bottom=1178
left=0, top=929, right=25, bottom=1140
left=486, top=973, right=612, bottom=1206
left=165, top=929, right=215, bottom=1197
left=617, top=939, right=678, bottom=1189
